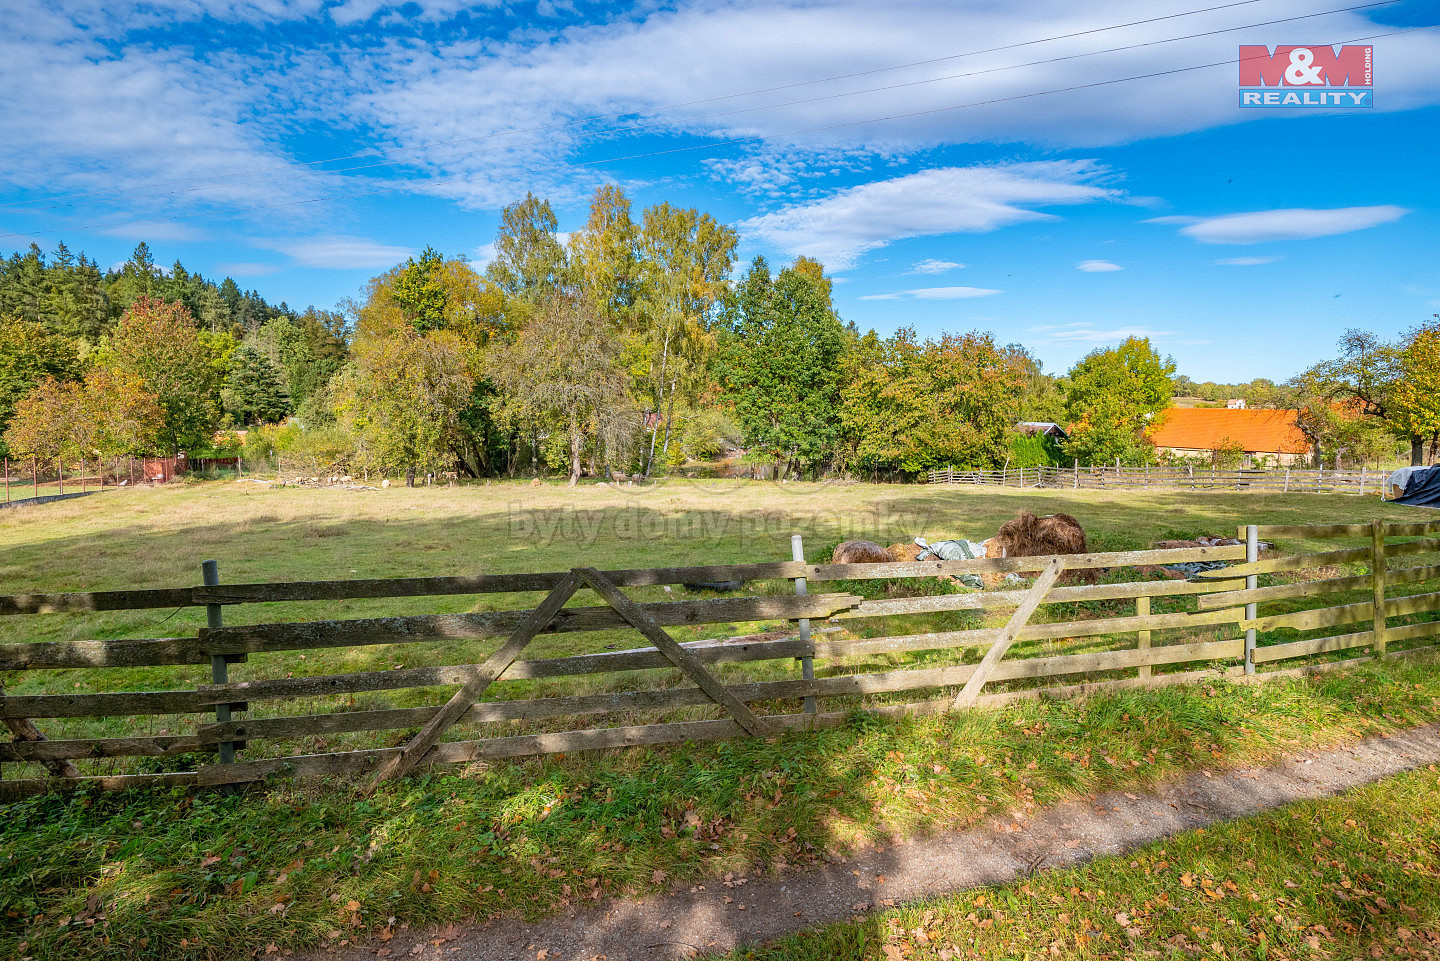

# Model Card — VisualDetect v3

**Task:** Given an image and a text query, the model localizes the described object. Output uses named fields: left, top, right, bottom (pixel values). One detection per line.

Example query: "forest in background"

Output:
left=2, top=186, right=1437, bottom=482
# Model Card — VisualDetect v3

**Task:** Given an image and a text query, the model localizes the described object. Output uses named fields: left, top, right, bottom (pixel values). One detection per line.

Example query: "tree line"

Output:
left=9, top=185, right=1426, bottom=481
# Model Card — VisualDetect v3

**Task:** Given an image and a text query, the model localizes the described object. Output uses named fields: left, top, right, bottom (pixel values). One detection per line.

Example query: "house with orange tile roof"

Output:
left=1148, top=407, right=1312, bottom=466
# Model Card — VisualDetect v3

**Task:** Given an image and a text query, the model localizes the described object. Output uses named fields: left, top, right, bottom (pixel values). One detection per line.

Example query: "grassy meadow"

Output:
left=3, top=478, right=1440, bottom=959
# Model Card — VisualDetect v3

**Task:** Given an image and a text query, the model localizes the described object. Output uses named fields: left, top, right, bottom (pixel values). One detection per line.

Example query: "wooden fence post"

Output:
left=203, top=561, right=239, bottom=766
left=1243, top=524, right=1258, bottom=675
left=1073, top=459, right=1079, bottom=489
left=791, top=534, right=817, bottom=715
left=1136, top=595, right=1151, bottom=678
left=1372, top=520, right=1387, bottom=655
left=3, top=457, right=7, bottom=503
left=31, top=455, right=37, bottom=500
left=56, top=456, right=62, bottom=496
left=1284, top=468, right=1290, bottom=493
left=1360, top=467, right=1367, bottom=497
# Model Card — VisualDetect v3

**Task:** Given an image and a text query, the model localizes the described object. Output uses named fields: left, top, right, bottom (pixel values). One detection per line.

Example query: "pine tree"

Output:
left=222, top=344, right=292, bottom=426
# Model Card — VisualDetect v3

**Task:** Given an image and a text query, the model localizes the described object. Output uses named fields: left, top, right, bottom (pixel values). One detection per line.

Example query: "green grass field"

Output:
left=2, top=479, right=1440, bottom=960
left=1, top=478, right=1436, bottom=764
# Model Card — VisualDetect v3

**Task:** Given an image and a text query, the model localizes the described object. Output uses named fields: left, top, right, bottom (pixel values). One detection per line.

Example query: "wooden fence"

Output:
left=2, top=524, right=1438, bottom=798
left=925, top=463, right=1385, bottom=495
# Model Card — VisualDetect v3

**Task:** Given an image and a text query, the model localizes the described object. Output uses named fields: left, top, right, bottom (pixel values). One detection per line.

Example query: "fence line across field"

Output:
left=2, top=521, right=1439, bottom=797
left=926, top=462, right=1395, bottom=495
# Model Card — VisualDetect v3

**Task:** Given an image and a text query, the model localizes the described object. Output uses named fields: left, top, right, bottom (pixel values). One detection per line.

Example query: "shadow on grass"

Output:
left=3, top=657, right=1440, bottom=961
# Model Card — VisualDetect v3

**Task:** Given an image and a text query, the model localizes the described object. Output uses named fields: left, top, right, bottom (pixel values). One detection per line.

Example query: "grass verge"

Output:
left=716, top=757, right=1440, bottom=961
left=4, top=657, right=1440, bottom=961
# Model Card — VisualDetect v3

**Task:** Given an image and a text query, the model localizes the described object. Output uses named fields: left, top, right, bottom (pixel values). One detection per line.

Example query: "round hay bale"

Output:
left=831, top=540, right=895, bottom=564
left=887, top=542, right=923, bottom=562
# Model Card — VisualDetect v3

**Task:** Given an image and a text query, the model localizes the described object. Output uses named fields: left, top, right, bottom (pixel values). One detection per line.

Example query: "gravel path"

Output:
left=306, top=723, right=1440, bottom=961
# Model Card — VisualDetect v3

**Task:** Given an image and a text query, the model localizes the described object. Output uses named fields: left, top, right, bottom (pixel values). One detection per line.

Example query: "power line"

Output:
left=0, top=0, right=1292, bottom=211
left=2, top=0, right=1394, bottom=218
left=0, top=27, right=1415, bottom=244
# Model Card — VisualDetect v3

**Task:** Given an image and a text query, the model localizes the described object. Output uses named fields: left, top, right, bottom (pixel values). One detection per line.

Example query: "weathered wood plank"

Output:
left=575, top=567, right=773, bottom=737
left=0, top=637, right=207, bottom=670
left=1387, top=522, right=1440, bottom=537
left=0, top=771, right=199, bottom=800
left=198, top=637, right=813, bottom=705
left=196, top=664, right=1251, bottom=787
left=820, top=607, right=1243, bottom=660
left=368, top=575, right=578, bottom=786
left=1196, top=545, right=1374, bottom=579
left=2, top=716, right=80, bottom=777
left=1384, top=538, right=1440, bottom=561
left=1246, top=600, right=1372, bottom=633
left=1248, top=524, right=1375, bottom=539
left=1251, top=630, right=1375, bottom=664
left=194, top=639, right=1244, bottom=744
left=1198, top=564, right=1440, bottom=611
left=1385, top=619, right=1440, bottom=645
left=0, top=588, right=196, bottom=617
left=189, top=564, right=818, bottom=605
left=1198, top=574, right=1371, bottom=610
left=1386, top=591, right=1440, bottom=618
left=1, top=690, right=212, bottom=718
left=1254, top=643, right=1440, bottom=680
left=954, top=558, right=1064, bottom=707
left=0, top=734, right=209, bottom=761
left=841, top=577, right=1246, bottom=619
left=197, top=593, right=859, bottom=656
left=1247, top=591, right=1440, bottom=634
left=806, top=545, right=1245, bottom=583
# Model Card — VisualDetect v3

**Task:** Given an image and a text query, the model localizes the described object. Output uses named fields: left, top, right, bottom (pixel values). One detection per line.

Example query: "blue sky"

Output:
left=2, top=0, right=1438, bottom=382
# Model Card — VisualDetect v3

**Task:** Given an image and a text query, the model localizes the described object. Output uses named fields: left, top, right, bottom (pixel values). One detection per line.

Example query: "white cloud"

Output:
left=1212, top=256, right=1279, bottom=266
left=910, top=258, right=964, bottom=274
left=471, top=241, right=498, bottom=269
left=1077, top=259, right=1122, bottom=272
left=8, top=0, right=1440, bottom=250
left=259, top=236, right=412, bottom=270
left=97, top=220, right=208, bottom=242
left=1030, top=321, right=1175, bottom=343
left=741, top=161, right=1119, bottom=270
left=1165, top=206, right=1410, bottom=245
left=214, top=261, right=279, bottom=276
left=298, top=0, right=1440, bottom=210
left=860, top=285, right=1001, bottom=301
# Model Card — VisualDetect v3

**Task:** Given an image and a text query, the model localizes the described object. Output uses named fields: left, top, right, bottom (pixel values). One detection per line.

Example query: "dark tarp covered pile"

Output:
left=1394, top=466, right=1440, bottom=508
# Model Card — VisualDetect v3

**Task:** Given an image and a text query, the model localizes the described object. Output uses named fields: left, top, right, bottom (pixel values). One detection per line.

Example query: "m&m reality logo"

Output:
left=1238, top=45, right=1372, bottom=108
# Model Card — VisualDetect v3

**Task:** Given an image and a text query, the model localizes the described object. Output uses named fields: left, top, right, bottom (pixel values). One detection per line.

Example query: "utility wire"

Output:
left=0, top=27, right=1415, bottom=243
left=0, top=0, right=1302, bottom=211
left=2, top=0, right=1392, bottom=217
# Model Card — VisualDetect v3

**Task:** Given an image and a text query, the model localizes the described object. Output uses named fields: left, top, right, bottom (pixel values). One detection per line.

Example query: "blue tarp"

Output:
left=1394, top=467, right=1440, bottom=508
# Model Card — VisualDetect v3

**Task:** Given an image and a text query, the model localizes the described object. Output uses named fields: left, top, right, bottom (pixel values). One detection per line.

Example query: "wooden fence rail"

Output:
left=926, top=464, right=1390, bottom=496
left=2, top=519, right=1439, bottom=798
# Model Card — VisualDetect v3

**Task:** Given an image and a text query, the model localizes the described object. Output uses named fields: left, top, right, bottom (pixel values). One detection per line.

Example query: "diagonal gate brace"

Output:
left=952, top=557, right=1065, bottom=708
left=366, top=572, right=580, bottom=789
left=574, top=567, right=775, bottom=737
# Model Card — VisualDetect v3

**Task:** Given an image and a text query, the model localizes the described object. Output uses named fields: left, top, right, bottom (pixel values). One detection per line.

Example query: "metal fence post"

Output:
left=1136, top=595, right=1151, bottom=679
left=203, top=561, right=238, bottom=765
left=1372, top=520, right=1387, bottom=655
left=791, top=534, right=817, bottom=715
left=1244, top=524, right=1258, bottom=675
